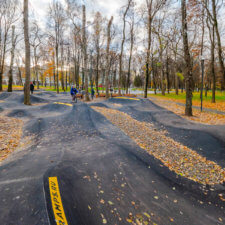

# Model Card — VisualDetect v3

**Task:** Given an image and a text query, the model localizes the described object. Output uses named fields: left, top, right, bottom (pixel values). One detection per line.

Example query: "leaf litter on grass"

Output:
left=151, top=98, right=225, bottom=125
left=91, top=106, right=225, bottom=185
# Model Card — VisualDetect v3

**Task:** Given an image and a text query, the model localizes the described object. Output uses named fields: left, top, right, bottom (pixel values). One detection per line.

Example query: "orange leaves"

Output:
left=43, top=61, right=55, bottom=79
left=151, top=97, right=225, bottom=125
left=92, top=106, right=225, bottom=185
left=0, top=116, right=23, bottom=162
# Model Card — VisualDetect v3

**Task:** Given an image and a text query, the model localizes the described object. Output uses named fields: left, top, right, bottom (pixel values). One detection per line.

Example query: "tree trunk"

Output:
left=23, top=0, right=31, bottom=105
left=212, top=0, right=225, bottom=90
left=8, top=25, right=16, bottom=92
left=18, top=67, right=23, bottom=86
left=76, top=62, right=80, bottom=88
left=144, top=3, right=153, bottom=98
left=56, top=44, right=59, bottom=93
left=175, top=55, right=179, bottom=95
left=66, top=71, right=68, bottom=91
left=105, top=17, right=113, bottom=99
left=96, top=49, right=99, bottom=95
left=34, top=47, right=39, bottom=89
left=119, top=0, right=131, bottom=95
left=211, top=25, right=216, bottom=103
left=181, top=0, right=193, bottom=116
left=126, top=18, right=134, bottom=94
left=166, top=56, right=170, bottom=94
left=60, top=45, right=65, bottom=91
left=0, top=32, right=8, bottom=91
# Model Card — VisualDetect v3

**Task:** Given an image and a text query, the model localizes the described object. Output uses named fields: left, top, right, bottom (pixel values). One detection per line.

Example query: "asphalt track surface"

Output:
left=0, top=91, right=225, bottom=225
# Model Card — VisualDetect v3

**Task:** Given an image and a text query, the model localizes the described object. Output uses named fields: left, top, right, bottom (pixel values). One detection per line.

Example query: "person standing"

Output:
left=30, top=82, right=34, bottom=94
left=91, top=88, right=95, bottom=100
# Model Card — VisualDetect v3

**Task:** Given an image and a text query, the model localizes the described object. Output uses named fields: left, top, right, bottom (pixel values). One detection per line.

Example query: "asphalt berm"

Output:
left=0, top=91, right=224, bottom=225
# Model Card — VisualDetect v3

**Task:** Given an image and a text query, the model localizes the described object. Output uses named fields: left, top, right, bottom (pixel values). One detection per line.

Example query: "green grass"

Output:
left=42, top=86, right=67, bottom=92
left=149, top=91, right=225, bottom=102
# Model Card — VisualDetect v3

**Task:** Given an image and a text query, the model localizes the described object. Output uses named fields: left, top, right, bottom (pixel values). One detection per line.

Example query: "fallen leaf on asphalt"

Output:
left=154, top=196, right=159, bottom=200
left=83, top=176, right=91, bottom=181
left=218, top=194, right=225, bottom=201
left=143, top=212, right=151, bottom=219
left=136, top=214, right=143, bottom=220
left=108, top=201, right=113, bottom=205
left=126, top=218, right=133, bottom=223
left=88, top=205, right=91, bottom=210
left=131, top=201, right=135, bottom=205
left=91, top=107, right=225, bottom=185
left=100, top=213, right=107, bottom=224
left=100, top=199, right=105, bottom=204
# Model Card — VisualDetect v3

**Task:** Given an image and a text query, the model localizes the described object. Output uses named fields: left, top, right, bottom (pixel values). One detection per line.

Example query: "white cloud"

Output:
left=28, top=0, right=127, bottom=26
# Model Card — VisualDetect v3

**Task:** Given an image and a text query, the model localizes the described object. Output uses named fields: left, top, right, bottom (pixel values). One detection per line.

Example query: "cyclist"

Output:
left=70, top=85, right=78, bottom=103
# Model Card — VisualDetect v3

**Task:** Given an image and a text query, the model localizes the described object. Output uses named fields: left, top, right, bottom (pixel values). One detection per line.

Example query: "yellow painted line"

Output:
left=114, top=97, right=140, bottom=101
left=54, top=102, right=73, bottom=107
left=49, top=177, right=68, bottom=225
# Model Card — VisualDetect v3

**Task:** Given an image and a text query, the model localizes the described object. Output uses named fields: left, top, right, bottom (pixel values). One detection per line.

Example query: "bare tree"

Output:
left=30, top=22, right=42, bottom=89
left=82, top=5, right=90, bottom=101
left=126, top=8, right=135, bottom=94
left=119, top=0, right=132, bottom=95
left=7, top=25, right=16, bottom=92
left=23, top=0, right=31, bottom=105
left=49, top=0, right=66, bottom=93
left=93, top=12, right=103, bottom=95
left=206, top=9, right=216, bottom=103
left=0, top=0, right=19, bottom=91
left=144, top=0, right=167, bottom=98
left=153, top=15, right=167, bottom=96
left=202, top=0, right=225, bottom=89
left=105, top=16, right=113, bottom=99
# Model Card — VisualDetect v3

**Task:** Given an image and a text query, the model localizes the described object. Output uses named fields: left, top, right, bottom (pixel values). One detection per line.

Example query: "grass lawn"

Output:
left=149, top=90, right=225, bottom=112
left=3, top=85, right=23, bottom=91
left=149, top=91, right=225, bottom=102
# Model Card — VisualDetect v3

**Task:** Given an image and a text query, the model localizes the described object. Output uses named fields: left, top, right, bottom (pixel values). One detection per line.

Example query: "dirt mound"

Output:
left=108, top=97, right=140, bottom=106
left=40, top=103, right=70, bottom=112
left=35, top=92, right=57, bottom=98
left=0, top=92, right=17, bottom=100
left=89, top=102, right=108, bottom=108
left=7, top=109, right=31, bottom=118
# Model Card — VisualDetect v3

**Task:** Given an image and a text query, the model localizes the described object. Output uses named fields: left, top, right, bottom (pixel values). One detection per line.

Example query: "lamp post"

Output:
left=200, top=56, right=205, bottom=112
